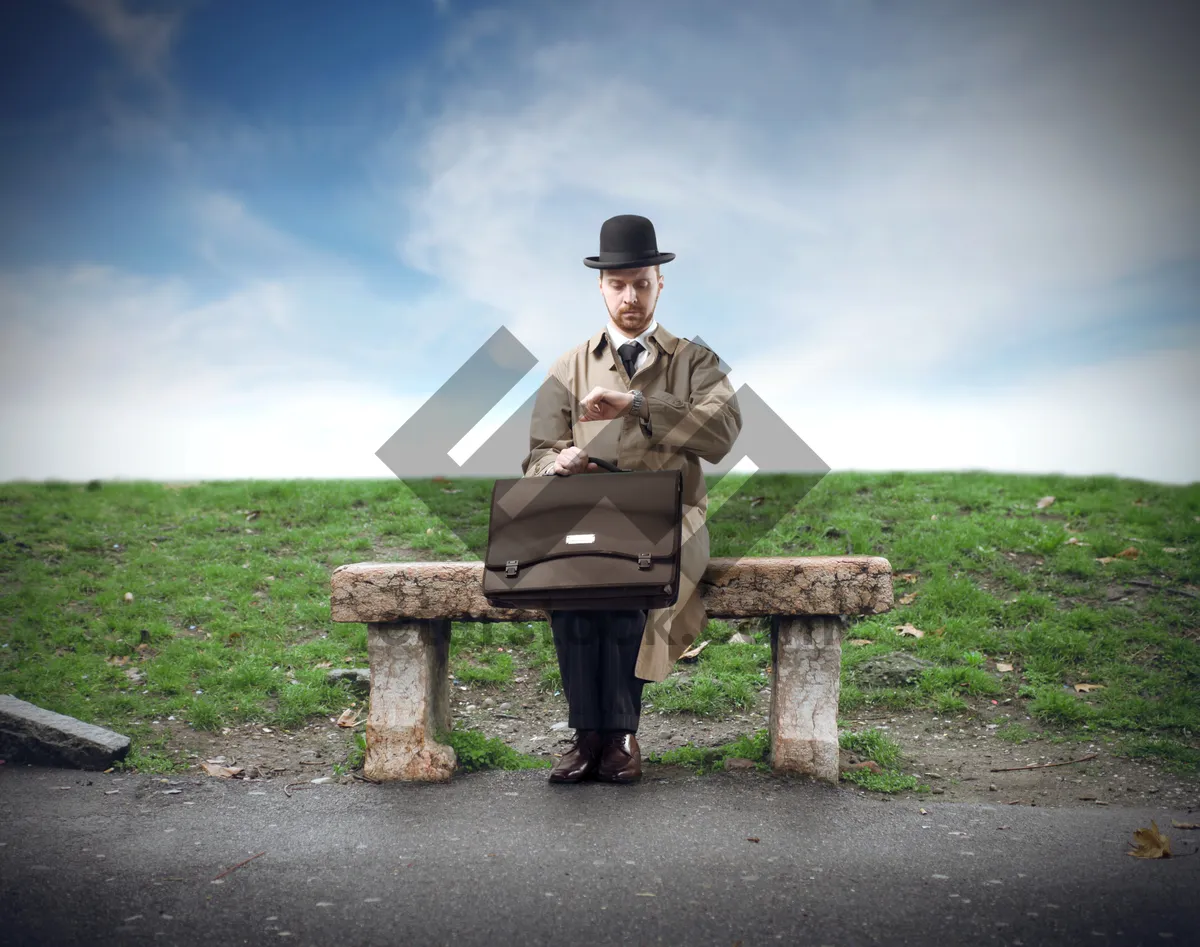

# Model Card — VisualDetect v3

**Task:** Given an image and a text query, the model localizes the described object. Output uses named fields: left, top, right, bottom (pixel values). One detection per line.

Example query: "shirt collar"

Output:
left=589, top=320, right=680, bottom=357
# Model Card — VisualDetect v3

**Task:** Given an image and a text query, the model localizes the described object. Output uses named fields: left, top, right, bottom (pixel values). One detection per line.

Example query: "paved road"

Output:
left=1, top=763, right=1196, bottom=946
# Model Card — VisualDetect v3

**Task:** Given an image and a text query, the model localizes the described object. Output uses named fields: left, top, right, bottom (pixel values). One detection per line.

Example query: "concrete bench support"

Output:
left=331, top=556, right=892, bottom=785
left=364, top=619, right=456, bottom=782
left=769, top=615, right=844, bottom=781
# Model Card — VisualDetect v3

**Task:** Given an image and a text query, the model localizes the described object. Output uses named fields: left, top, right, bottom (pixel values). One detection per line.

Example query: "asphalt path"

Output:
left=1, top=763, right=1197, bottom=946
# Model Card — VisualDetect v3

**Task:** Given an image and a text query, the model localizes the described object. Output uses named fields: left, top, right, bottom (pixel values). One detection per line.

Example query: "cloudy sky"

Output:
left=1, top=0, right=1197, bottom=485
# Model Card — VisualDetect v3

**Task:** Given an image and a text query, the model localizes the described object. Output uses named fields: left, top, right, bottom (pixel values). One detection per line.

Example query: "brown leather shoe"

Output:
left=548, top=729, right=605, bottom=783
left=596, top=731, right=642, bottom=783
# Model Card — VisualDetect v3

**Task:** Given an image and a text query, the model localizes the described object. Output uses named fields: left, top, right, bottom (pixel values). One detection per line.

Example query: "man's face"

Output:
left=599, top=265, right=662, bottom=337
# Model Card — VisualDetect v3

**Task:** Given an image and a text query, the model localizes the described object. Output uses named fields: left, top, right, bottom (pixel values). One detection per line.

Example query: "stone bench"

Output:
left=329, top=556, right=893, bottom=784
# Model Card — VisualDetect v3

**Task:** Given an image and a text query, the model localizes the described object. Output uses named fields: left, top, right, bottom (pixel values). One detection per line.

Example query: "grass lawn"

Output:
left=1, top=471, right=1197, bottom=782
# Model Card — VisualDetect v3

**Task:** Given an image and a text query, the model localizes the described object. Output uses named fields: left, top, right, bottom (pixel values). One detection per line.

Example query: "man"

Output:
left=521, top=214, right=743, bottom=785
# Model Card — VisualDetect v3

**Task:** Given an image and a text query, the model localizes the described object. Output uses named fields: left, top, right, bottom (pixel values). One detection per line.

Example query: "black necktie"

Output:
left=618, top=341, right=643, bottom=380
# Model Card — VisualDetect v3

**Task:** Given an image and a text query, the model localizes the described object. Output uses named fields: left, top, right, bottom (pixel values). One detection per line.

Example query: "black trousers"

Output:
left=549, top=608, right=650, bottom=732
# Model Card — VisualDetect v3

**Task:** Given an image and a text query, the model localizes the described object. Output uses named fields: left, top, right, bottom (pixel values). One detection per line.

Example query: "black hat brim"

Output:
left=583, top=252, right=675, bottom=270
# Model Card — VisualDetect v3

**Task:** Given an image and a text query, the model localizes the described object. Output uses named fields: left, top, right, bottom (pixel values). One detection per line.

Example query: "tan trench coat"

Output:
left=520, top=322, right=743, bottom=682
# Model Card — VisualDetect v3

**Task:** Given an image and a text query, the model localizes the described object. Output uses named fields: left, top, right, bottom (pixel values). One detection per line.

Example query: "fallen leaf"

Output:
left=679, top=640, right=710, bottom=661
left=1065, top=537, right=1090, bottom=546
left=106, top=655, right=130, bottom=666
left=1036, top=496, right=1056, bottom=509
left=1171, top=820, right=1199, bottom=830
left=1073, top=683, right=1105, bottom=693
left=245, top=510, right=260, bottom=521
left=200, top=762, right=244, bottom=778
left=1095, top=556, right=1117, bottom=564
left=896, top=572, right=920, bottom=583
left=848, top=638, right=874, bottom=646
left=894, top=623, right=925, bottom=638
left=746, top=837, right=760, bottom=843
left=748, top=496, right=765, bottom=507
left=1127, top=820, right=1170, bottom=858
left=930, top=514, right=938, bottom=521
left=314, top=661, right=332, bottom=669
left=1131, top=498, right=1147, bottom=507
left=336, top=709, right=361, bottom=728
left=124, top=668, right=145, bottom=684
left=996, top=662, right=1014, bottom=673
left=899, top=592, right=918, bottom=605
left=1116, top=547, right=1140, bottom=559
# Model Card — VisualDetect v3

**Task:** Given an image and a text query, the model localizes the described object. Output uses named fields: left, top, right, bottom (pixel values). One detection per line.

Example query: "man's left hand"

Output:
left=578, top=387, right=634, bottom=422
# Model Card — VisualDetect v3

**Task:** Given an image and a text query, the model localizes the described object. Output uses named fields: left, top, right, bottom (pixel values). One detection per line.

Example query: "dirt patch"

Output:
left=153, top=718, right=361, bottom=783
left=841, top=701, right=1200, bottom=809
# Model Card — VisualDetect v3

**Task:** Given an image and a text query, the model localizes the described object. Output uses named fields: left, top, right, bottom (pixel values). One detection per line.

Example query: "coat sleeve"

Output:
left=521, top=364, right=575, bottom=477
left=642, top=346, right=742, bottom=465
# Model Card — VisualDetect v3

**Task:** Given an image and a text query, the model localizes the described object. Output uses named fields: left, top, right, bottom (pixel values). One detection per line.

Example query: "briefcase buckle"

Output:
left=505, top=559, right=519, bottom=577
left=638, top=553, right=652, bottom=570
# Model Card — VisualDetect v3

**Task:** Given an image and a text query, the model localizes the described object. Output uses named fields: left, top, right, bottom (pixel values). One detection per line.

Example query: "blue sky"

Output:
left=1, top=0, right=1197, bottom=484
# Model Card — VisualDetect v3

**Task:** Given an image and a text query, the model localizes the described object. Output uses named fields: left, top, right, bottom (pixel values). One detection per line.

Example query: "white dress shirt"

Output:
left=606, top=316, right=657, bottom=377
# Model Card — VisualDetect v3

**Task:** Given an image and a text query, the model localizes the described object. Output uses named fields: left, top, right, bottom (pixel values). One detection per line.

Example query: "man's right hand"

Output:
left=553, top=446, right=599, bottom=476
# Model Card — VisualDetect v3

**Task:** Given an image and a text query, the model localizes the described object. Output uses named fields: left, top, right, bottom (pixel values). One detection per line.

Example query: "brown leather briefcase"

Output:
left=482, top=458, right=683, bottom=611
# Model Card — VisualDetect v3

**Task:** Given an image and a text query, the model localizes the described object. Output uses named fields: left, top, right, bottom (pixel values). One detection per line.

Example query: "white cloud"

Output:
left=382, top=0, right=1200, bottom=483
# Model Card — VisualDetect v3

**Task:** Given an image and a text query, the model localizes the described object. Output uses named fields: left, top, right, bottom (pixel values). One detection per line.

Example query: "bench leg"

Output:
left=768, top=615, right=843, bottom=784
left=364, top=620, right=457, bottom=782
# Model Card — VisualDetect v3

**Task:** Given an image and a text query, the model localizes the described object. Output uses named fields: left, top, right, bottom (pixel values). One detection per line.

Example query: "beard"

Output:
left=613, top=304, right=652, bottom=329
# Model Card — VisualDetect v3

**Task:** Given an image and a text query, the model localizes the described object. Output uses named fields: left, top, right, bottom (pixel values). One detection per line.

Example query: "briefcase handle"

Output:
left=554, top=456, right=629, bottom=475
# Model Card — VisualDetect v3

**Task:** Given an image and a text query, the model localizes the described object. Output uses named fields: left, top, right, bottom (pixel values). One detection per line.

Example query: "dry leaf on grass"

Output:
left=848, top=638, right=875, bottom=646
left=336, top=709, right=363, bottom=728
left=1065, top=537, right=1090, bottom=546
left=995, top=662, right=1014, bottom=673
left=1127, top=821, right=1170, bottom=858
left=899, top=592, right=918, bottom=605
left=1073, top=683, right=1105, bottom=693
left=124, top=668, right=145, bottom=684
left=896, top=572, right=920, bottom=583
left=1117, top=547, right=1140, bottom=559
left=1037, top=496, right=1056, bottom=509
left=894, top=623, right=925, bottom=638
left=679, top=640, right=710, bottom=661
left=106, top=655, right=130, bottom=666
left=314, top=661, right=332, bottom=669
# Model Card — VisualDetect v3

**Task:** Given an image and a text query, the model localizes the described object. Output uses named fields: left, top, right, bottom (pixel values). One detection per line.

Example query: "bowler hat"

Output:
left=583, top=214, right=675, bottom=270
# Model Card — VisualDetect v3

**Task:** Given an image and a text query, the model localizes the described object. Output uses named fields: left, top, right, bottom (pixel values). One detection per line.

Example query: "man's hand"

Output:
left=578, top=386, right=635, bottom=422
left=553, top=445, right=599, bottom=476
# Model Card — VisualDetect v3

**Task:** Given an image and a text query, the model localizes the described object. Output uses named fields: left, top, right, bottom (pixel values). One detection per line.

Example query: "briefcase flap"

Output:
left=484, top=469, right=681, bottom=572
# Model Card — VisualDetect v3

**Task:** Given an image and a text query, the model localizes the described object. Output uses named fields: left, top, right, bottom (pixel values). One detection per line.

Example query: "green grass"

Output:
left=1, top=472, right=1197, bottom=782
